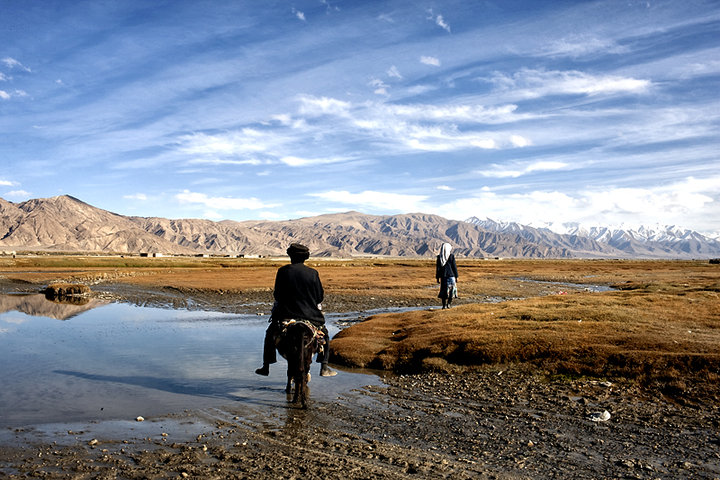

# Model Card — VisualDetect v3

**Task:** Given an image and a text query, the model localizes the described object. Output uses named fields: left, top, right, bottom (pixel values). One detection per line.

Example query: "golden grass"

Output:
left=2, top=256, right=719, bottom=389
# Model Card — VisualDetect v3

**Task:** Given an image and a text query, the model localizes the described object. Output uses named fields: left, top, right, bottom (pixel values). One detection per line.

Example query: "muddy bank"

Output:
left=2, top=366, right=719, bottom=479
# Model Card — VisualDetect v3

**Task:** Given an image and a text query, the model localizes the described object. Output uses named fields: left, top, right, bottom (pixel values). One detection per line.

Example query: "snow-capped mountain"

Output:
left=466, top=217, right=720, bottom=259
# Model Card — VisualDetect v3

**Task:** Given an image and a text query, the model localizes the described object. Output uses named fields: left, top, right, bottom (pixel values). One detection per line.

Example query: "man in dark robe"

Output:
left=255, top=243, right=337, bottom=377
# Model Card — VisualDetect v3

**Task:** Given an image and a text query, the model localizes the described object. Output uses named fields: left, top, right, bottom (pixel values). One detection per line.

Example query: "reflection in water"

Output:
left=44, top=293, right=91, bottom=306
left=53, top=369, right=242, bottom=400
left=0, top=295, right=381, bottom=428
left=0, top=293, right=108, bottom=320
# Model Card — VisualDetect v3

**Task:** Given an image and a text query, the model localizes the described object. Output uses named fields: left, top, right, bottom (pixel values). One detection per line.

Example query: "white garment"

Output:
left=439, top=243, right=452, bottom=266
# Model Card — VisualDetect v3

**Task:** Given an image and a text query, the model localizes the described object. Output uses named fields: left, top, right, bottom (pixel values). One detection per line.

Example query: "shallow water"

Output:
left=0, top=294, right=382, bottom=429
left=513, top=278, right=615, bottom=292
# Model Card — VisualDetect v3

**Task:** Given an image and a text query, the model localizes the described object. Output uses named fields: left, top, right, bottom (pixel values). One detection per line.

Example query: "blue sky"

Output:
left=1, top=0, right=719, bottom=235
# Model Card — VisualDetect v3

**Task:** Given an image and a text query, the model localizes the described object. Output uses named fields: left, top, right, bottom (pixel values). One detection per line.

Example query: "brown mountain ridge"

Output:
left=0, top=195, right=572, bottom=258
left=1, top=195, right=716, bottom=258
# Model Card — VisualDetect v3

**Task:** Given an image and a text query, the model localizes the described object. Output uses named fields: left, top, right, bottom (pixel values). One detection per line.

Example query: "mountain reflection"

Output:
left=0, top=294, right=108, bottom=321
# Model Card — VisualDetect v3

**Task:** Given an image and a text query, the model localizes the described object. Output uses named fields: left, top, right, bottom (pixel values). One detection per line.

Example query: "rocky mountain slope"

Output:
left=1, top=196, right=717, bottom=258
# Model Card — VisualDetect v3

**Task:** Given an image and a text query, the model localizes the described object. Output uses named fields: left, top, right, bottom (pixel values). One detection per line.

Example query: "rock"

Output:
left=588, top=410, right=611, bottom=422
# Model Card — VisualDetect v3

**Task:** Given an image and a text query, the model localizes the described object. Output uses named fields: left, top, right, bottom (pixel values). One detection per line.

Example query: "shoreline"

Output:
left=3, top=365, right=719, bottom=479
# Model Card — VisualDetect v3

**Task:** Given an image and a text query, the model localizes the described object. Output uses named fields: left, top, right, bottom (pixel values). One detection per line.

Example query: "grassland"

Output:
left=2, top=255, right=718, bottom=395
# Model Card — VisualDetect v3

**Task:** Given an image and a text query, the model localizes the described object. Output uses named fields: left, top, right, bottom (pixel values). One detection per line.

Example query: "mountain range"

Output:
left=1, top=195, right=718, bottom=259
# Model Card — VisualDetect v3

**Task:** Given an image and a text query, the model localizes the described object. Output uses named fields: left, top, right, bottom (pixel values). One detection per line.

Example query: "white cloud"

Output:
left=387, top=65, right=402, bottom=79
left=297, top=95, right=352, bottom=117
left=0, top=180, right=16, bottom=186
left=488, top=68, right=651, bottom=98
left=437, top=185, right=454, bottom=191
left=179, top=131, right=268, bottom=156
left=435, top=15, right=451, bottom=33
left=478, top=160, right=568, bottom=178
left=0, top=89, right=28, bottom=100
left=383, top=103, right=526, bottom=123
left=310, top=190, right=428, bottom=212
left=510, top=135, right=531, bottom=147
left=542, top=35, right=629, bottom=58
left=0, top=73, right=7, bottom=81
left=4, top=190, right=31, bottom=198
left=280, top=155, right=346, bottom=167
left=2, top=57, right=31, bottom=72
left=176, top=190, right=278, bottom=210
left=420, top=56, right=441, bottom=67
left=292, top=8, right=306, bottom=21
left=369, top=78, right=389, bottom=95
left=124, top=193, right=148, bottom=201
left=427, top=9, right=451, bottom=33
left=187, top=157, right=264, bottom=166
left=436, top=175, right=720, bottom=232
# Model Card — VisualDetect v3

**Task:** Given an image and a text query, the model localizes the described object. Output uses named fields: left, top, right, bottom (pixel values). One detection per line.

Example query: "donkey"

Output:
left=275, top=320, right=324, bottom=408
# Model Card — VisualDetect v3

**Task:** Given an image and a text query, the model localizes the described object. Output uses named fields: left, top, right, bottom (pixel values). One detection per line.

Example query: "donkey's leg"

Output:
left=285, top=374, right=292, bottom=394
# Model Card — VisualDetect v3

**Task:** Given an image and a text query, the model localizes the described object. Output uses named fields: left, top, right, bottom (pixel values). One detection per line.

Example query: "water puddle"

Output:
left=0, top=294, right=382, bottom=430
left=513, top=278, right=615, bottom=293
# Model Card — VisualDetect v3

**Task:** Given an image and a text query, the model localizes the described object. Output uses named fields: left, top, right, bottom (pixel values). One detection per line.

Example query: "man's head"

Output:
left=287, top=243, right=310, bottom=263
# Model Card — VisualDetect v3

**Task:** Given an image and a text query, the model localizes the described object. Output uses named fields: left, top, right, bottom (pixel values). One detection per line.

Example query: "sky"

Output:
left=1, top=0, right=719, bottom=236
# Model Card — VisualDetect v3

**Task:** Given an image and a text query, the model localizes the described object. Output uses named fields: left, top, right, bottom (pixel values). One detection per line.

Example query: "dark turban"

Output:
left=287, top=243, right=310, bottom=258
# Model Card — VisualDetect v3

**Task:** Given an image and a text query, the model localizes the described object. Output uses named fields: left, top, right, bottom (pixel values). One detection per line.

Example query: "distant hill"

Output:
left=466, top=217, right=720, bottom=259
left=1, top=195, right=718, bottom=258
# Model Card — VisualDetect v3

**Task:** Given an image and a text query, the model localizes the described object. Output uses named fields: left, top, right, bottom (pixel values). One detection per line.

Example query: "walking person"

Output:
left=255, top=243, right=337, bottom=377
left=436, top=243, right=458, bottom=309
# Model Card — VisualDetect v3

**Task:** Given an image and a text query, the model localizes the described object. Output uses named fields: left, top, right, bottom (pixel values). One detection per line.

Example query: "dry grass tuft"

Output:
left=331, top=260, right=720, bottom=394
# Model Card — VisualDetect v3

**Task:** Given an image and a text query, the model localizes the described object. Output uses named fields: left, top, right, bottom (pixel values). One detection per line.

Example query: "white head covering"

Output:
left=439, top=243, right=452, bottom=266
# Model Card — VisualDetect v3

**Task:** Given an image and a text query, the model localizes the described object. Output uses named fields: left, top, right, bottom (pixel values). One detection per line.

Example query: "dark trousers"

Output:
left=262, top=321, right=330, bottom=365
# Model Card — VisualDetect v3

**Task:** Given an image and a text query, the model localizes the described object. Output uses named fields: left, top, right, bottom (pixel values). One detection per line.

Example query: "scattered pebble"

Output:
left=588, top=410, right=611, bottom=422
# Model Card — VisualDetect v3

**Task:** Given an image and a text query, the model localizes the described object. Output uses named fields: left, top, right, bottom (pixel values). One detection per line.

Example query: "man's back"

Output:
left=273, top=262, right=324, bottom=324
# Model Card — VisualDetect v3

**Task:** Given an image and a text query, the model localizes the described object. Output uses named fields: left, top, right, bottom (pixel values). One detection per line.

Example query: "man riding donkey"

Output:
left=255, top=243, right=337, bottom=377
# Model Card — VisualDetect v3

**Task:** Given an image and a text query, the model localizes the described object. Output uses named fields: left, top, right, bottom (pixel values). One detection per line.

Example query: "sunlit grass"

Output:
left=2, top=255, right=718, bottom=393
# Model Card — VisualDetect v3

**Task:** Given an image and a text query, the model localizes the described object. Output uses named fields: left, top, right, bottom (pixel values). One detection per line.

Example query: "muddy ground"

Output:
left=1, top=282, right=719, bottom=479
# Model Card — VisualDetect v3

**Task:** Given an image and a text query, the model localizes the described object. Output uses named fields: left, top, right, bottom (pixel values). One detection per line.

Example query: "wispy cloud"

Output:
left=369, top=78, right=389, bottom=95
left=310, top=190, right=428, bottom=212
left=436, top=174, right=720, bottom=233
left=123, top=193, right=148, bottom=201
left=2, top=57, right=31, bottom=72
left=280, top=155, right=348, bottom=167
left=292, top=8, right=306, bottom=21
left=176, top=190, right=279, bottom=211
left=478, top=160, right=570, bottom=178
left=427, top=9, right=451, bottom=33
left=487, top=68, right=651, bottom=98
left=420, top=56, right=441, bottom=67
left=387, top=65, right=402, bottom=79
left=540, top=35, right=629, bottom=58
left=4, top=190, right=31, bottom=199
